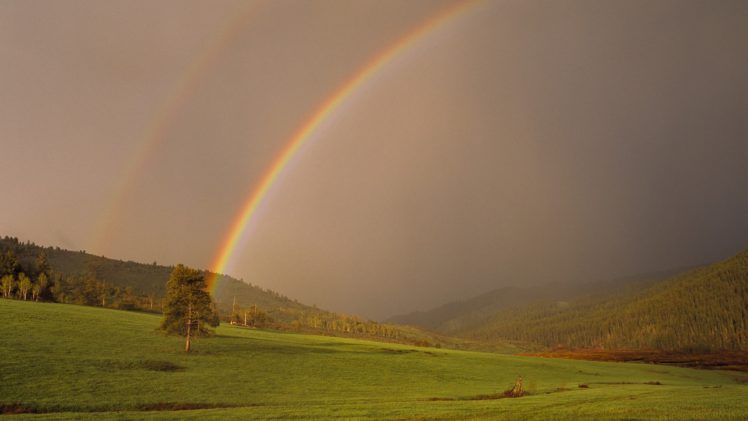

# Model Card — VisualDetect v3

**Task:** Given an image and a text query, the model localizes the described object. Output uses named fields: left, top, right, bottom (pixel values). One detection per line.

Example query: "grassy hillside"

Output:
left=2, top=299, right=747, bottom=420
left=458, top=250, right=748, bottom=352
left=0, top=237, right=477, bottom=349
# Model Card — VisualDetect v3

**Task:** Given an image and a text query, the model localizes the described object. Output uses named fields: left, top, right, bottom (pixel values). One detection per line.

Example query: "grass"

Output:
left=1, top=299, right=747, bottom=420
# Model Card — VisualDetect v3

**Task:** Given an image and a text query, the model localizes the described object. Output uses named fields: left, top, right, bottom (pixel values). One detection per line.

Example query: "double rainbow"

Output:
left=207, top=0, right=479, bottom=291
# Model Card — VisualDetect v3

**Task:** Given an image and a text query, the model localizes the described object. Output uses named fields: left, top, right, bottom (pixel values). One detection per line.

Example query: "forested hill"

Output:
left=456, top=250, right=748, bottom=352
left=0, top=236, right=308, bottom=316
left=386, top=285, right=559, bottom=331
left=0, top=236, right=477, bottom=349
left=386, top=269, right=683, bottom=335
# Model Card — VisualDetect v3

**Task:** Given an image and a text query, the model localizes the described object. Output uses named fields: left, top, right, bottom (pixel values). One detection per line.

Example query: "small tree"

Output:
left=18, top=273, right=32, bottom=301
left=35, top=273, right=48, bottom=301
left=161, top=264, right=219, bottom=352
left=1, top=274, right=14, bottom=298
left=31, top=283, right=41, bottom=301
left=505, top=376, right=526, bottom=397
left=50, top=275, right=66, bottom=303
left=35, top=252, right=50, bottom=276
left=97, top=281, right=108, bottom=307
left=147, top=293, right=157, bottom=311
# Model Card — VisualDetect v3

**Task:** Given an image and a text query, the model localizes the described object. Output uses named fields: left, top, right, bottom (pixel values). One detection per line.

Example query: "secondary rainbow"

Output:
left=208, top=0, right=479, bottom=291
left=90, top=2, right=261, bottom=254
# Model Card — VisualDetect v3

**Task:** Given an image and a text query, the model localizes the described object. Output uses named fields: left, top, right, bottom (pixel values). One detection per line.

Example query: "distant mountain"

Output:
left=465, top=250, right=748, bottom=351
left=391, top=250, right=748, bottom=352
left=386, top=269, right=683, bottom=335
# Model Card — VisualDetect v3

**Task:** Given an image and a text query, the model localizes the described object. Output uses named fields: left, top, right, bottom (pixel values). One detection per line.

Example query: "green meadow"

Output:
left=2, top=299, right=747, bottom=420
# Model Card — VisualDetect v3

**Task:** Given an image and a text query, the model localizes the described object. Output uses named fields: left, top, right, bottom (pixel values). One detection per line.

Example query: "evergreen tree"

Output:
left=160, top=264, right=219, bottom=352
left=50, top=274, right=66, bottom=303
left=0, top=250, right=18, bottom=276
left=35, top=252, right=50, bottom=277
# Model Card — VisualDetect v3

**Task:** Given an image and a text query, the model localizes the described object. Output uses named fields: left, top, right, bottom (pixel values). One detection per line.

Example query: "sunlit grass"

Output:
left=1, top=299, right=746, bottom=419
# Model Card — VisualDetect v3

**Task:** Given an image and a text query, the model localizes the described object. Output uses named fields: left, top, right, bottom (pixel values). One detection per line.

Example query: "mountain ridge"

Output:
left=386, top=267, right=690, bottom=333
left=390, top=250, right=748, bottom=352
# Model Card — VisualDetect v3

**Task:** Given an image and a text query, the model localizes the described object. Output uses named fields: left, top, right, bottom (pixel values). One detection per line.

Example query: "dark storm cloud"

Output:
left=1, top=0, right=746, bottom=319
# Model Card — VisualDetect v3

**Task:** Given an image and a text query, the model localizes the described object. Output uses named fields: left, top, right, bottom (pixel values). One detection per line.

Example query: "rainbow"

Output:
left=208, top=0, right=479, bottom=291
left=90, top=2, right=262, bottom=254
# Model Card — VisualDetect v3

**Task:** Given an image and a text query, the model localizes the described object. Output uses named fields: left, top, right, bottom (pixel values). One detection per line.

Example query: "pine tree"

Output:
left=0, top=250, right=18, bottom=276
left=160, top=264, right=219, bottom=352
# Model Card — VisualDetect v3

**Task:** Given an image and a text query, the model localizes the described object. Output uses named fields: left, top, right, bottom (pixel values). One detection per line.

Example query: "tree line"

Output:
left=226, top=301, right=432, bottom=344
left=0, top=237, right=159, bottom=312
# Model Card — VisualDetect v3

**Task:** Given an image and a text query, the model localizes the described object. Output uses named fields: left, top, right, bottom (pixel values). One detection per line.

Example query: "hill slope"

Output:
left=2, top=299, right=747, bottom=420
left=387, top=269, right=683, bottom=335
left=0, top=236, right=475, bottom=349
left=0, top=236, right=309, bottom=317
left=452, top=251, right=748, bottom=352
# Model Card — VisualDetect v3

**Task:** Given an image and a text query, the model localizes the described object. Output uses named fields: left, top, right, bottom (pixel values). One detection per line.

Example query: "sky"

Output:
left=1, top=0, right=747, bottom=320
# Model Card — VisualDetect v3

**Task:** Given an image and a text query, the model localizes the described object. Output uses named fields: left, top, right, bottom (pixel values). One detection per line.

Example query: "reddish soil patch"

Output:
left=520, top=350, right=748, bottom=372
left=0, top=404, right=37, bottom=414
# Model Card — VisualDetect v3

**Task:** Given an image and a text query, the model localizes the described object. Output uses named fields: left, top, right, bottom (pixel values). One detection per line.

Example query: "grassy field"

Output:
left=1, top=299, right=747, bottom=420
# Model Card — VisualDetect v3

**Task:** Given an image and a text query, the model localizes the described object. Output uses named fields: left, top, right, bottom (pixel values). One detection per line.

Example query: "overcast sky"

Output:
left=2, top=0, right=746, bottom=319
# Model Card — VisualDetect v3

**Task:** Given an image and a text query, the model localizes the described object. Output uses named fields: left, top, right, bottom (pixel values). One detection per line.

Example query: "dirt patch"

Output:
left=521, top=350, right=748, bottom=372
left=462, top=387, right=531, bottom=400
left=428, top=390, right=532, bottom=402
left=586, top=381, right=664, bottom=386
left=0, top=403, right=37, bottom=414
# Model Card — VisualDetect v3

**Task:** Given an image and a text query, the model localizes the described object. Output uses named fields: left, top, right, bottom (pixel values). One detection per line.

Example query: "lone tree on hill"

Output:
left=160, top=264, right=219, bottom=352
